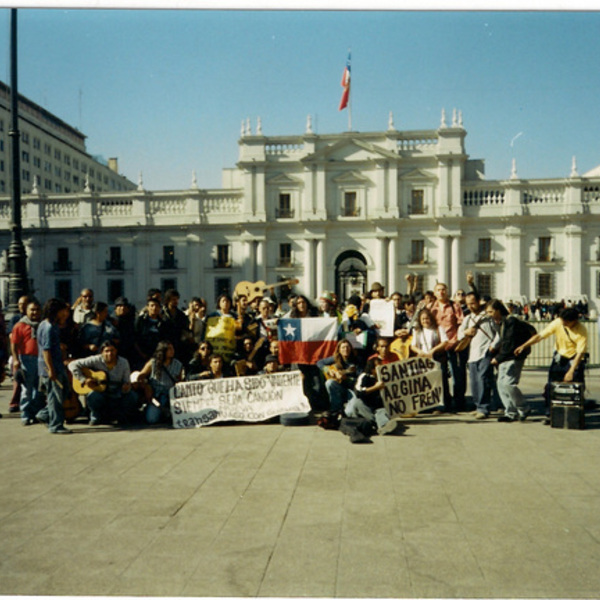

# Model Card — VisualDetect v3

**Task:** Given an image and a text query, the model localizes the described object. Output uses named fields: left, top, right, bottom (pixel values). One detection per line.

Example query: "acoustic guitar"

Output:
left=72, top=370, right=108, bottom=395
left=234, top=278, right=299, bottom=304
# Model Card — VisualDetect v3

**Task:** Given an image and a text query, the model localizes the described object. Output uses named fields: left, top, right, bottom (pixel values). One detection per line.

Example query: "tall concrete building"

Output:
left=0, top=80, right=135, bottom=196
left=1, top=108, right=599, bottom=311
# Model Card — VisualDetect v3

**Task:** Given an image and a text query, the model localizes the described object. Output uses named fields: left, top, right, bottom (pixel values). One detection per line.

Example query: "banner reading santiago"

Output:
left=376, top=357, right=444, bottom=417
left=169, top=371, right=310, bottom=429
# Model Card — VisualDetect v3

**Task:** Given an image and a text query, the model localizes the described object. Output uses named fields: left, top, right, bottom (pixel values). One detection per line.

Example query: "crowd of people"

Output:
left=0, top=272, right=590, bottom=437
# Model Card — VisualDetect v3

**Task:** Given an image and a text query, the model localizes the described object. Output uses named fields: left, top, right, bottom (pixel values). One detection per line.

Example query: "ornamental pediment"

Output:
left=331, top=170, right=371, bottom=184
left=399, top=168, right=438, bottom=182
left=301, top=138, right=399, bottom=164
left=266, top=172, right=303, bottom=186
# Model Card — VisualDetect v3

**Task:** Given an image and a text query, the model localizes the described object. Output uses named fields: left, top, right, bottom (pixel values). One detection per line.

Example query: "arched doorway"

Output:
left=335, top=250, right=368, bottom=303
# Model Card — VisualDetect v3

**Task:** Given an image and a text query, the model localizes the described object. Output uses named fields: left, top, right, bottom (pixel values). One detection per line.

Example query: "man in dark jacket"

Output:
left=486, top=299, right=536, bottom=422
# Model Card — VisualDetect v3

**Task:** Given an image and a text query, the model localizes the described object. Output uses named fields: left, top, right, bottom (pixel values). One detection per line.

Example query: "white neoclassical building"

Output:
left=1, top=109, right=599, bottom=311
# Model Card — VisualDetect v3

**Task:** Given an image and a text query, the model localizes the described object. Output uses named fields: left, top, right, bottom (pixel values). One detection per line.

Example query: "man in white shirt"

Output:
left=457, top=292, right=498, bottom=419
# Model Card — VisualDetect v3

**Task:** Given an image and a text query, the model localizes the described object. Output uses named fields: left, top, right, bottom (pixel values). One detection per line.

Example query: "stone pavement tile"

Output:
left=257, top=522, right=340, bottom=597
left=0, top=572, right=51, bottom=596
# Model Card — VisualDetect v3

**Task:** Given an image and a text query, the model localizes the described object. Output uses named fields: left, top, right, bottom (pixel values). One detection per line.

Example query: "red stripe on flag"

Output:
left=279, top=340, right=338, bottom=365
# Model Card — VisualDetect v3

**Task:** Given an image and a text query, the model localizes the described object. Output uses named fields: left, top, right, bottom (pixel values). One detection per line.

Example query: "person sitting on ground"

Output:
left=349, top=337, right=405, bottom=435
left=185, top=340, right=214, bottom=380
left=137, top=341, right=183, bottom=425
left=515, top=306, right=587, bottom=424
left=232, top=335, right=262, bottom=376
left=197, top=353, right=228, bottom=380
left=260, top=354, right=280, bottom=375
left=317, top=338, right=361, bottom=423
left=68, top=341, right=140, bottom=426
left=78, top=301, right=120, bottom=357
left=10, top=300, right=43, bottom=425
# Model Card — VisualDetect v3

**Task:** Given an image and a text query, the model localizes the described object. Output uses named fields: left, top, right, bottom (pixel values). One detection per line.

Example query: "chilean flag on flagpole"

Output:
left=278, top=317, right=339, bottom=365
left=338, top=51, right=351, bottom=111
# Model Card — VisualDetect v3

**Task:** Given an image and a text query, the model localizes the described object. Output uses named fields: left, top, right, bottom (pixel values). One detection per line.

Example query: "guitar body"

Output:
left=234, top=278, right=299, bottom=304
left=72, top=370, right=108, bottom=395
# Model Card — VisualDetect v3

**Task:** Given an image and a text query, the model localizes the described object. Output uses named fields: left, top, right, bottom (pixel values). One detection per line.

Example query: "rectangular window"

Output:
left=160, top=245, right=177, bottom=269
left=22, top=151, right=29, bottom=163
left=410, top=240, right=425, bottom=264
left=161, top=278, right=177, bottom=294
left=44, top=143, right=51, bottom=155
left=55, top=279, right=72, bottom=304
left=54, top=149, right=61, bottom=161
left=476, top=273, right=493, bottom=297
left=537, top=273, right=554, bottom=298
left=107, top=279, right=125, bottom=304
left=44, top=178, right=52, bottom=190
left=409, top=189, right=425, bottom=215
left=478, top=238, right=492, bottom=262
left=342, top=191, right=358, bottom=217
left=107, top=246, right=124, bottom=270
left=33, top=137, right=41, bottom=150
left=214, top=244, right=231, bottom=268
left=54, top=248, right=71, bottom=272
left=214, top=277, right=231, bottom=301
left=33, top=156, right=41, bottom=168
left=538, top=237, right=552, bottom=262
left=279, top=243, right=292, bottom=267
left=277, top=193, right=293, bottom=218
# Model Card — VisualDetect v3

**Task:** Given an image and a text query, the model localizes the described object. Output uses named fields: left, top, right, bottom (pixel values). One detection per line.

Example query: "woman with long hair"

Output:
left=317, top=338, right=361, bottom=420
left=137, top=341, right=183, bottom=424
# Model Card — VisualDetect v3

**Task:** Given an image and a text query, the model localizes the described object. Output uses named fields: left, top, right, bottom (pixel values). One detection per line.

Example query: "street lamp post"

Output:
left=6, top=8, right=29, bottom=314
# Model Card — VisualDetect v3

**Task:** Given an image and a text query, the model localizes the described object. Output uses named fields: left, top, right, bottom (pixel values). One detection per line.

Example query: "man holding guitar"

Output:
left=68, top=341, right=140, bottom=426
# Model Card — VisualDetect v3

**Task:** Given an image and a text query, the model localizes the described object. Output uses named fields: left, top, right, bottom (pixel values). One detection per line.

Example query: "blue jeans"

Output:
left=325, top=379, right=357, bottom=414
left=37, top=371, right=69, bottom=432
left=19, top=354, right=42, bottom=422
left=345, top=396, right=390, bottom=429
left=145, top=392, right=171, bottom=424
left=497, top=359, right=527, bottom=419
left=469, top=354, right=495, bottom=415
left=87, top=389, right=140, bottom=425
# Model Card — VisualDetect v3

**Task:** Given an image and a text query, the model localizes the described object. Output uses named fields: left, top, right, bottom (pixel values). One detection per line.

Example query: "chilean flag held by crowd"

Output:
left=338, top=52, right=351, bottom=111
left=278, top=317, right=339, bottom=365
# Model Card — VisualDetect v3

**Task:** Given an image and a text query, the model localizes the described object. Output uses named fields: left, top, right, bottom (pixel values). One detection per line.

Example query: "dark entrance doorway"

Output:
left=335, top=250, right=368, bottom=303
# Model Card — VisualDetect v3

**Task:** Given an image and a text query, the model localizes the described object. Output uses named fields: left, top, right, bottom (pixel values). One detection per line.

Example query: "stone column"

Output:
left=256, top=238, right=267, bottom=284
left=437, top=234, right=450, bottom=285
left=304, top=238, right=315, bottom=298
left=316, top=238, right=326, bottom=295
left=450, top=235, right=461, bottom=292
left=376, top=237, right=388, bottom=290
left=388, top=236, right=398, bottom=293
left=565, top=225, right=583, bottom=297
left=504, top=226, right=523, bottom=300
left=133, top=232, right=151, bottom=306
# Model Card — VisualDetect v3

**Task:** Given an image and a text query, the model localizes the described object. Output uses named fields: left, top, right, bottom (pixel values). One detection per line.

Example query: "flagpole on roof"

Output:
left=347, top=49, right=352, bottom=132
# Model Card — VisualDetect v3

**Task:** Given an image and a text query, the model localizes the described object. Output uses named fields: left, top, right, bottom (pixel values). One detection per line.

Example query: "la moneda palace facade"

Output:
left=1, top=100, right=600, bottom=312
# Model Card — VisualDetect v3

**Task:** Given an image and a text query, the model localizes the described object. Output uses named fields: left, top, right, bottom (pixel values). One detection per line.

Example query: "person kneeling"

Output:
left=68, top=341, right=140, bottom=426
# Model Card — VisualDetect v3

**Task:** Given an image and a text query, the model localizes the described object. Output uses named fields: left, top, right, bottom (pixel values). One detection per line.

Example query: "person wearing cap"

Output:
left=68, top=341, right=140, bottom=426
left=260, top=354, right=280, bottom=375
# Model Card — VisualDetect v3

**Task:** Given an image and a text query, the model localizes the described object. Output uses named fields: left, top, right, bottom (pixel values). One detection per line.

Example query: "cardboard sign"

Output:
left=170, top=371, right=310, bottom=428
left=369, top=299, right=395, bottom=337
left=205, top=315, right=237, bottom=362
left=376, top=357, right=444, bottom=416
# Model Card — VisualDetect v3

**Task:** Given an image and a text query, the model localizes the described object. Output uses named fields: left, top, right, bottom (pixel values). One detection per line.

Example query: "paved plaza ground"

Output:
left=1, top=369, right=600, bottom=598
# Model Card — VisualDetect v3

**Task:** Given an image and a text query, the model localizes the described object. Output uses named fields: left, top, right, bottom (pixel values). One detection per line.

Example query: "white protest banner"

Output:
left=169, top=371, right=310, bottom=429
left=369, top=299, right=395, bottom=337
left=376, top=357, right=444, bottom=417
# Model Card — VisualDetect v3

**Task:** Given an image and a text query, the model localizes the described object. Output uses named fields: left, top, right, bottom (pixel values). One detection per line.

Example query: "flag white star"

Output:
left=284, top=322, right=296, bottom=338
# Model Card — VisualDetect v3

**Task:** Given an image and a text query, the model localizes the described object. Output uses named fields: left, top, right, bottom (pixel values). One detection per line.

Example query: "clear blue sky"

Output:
left=1, top=8, right=599, bottom=190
